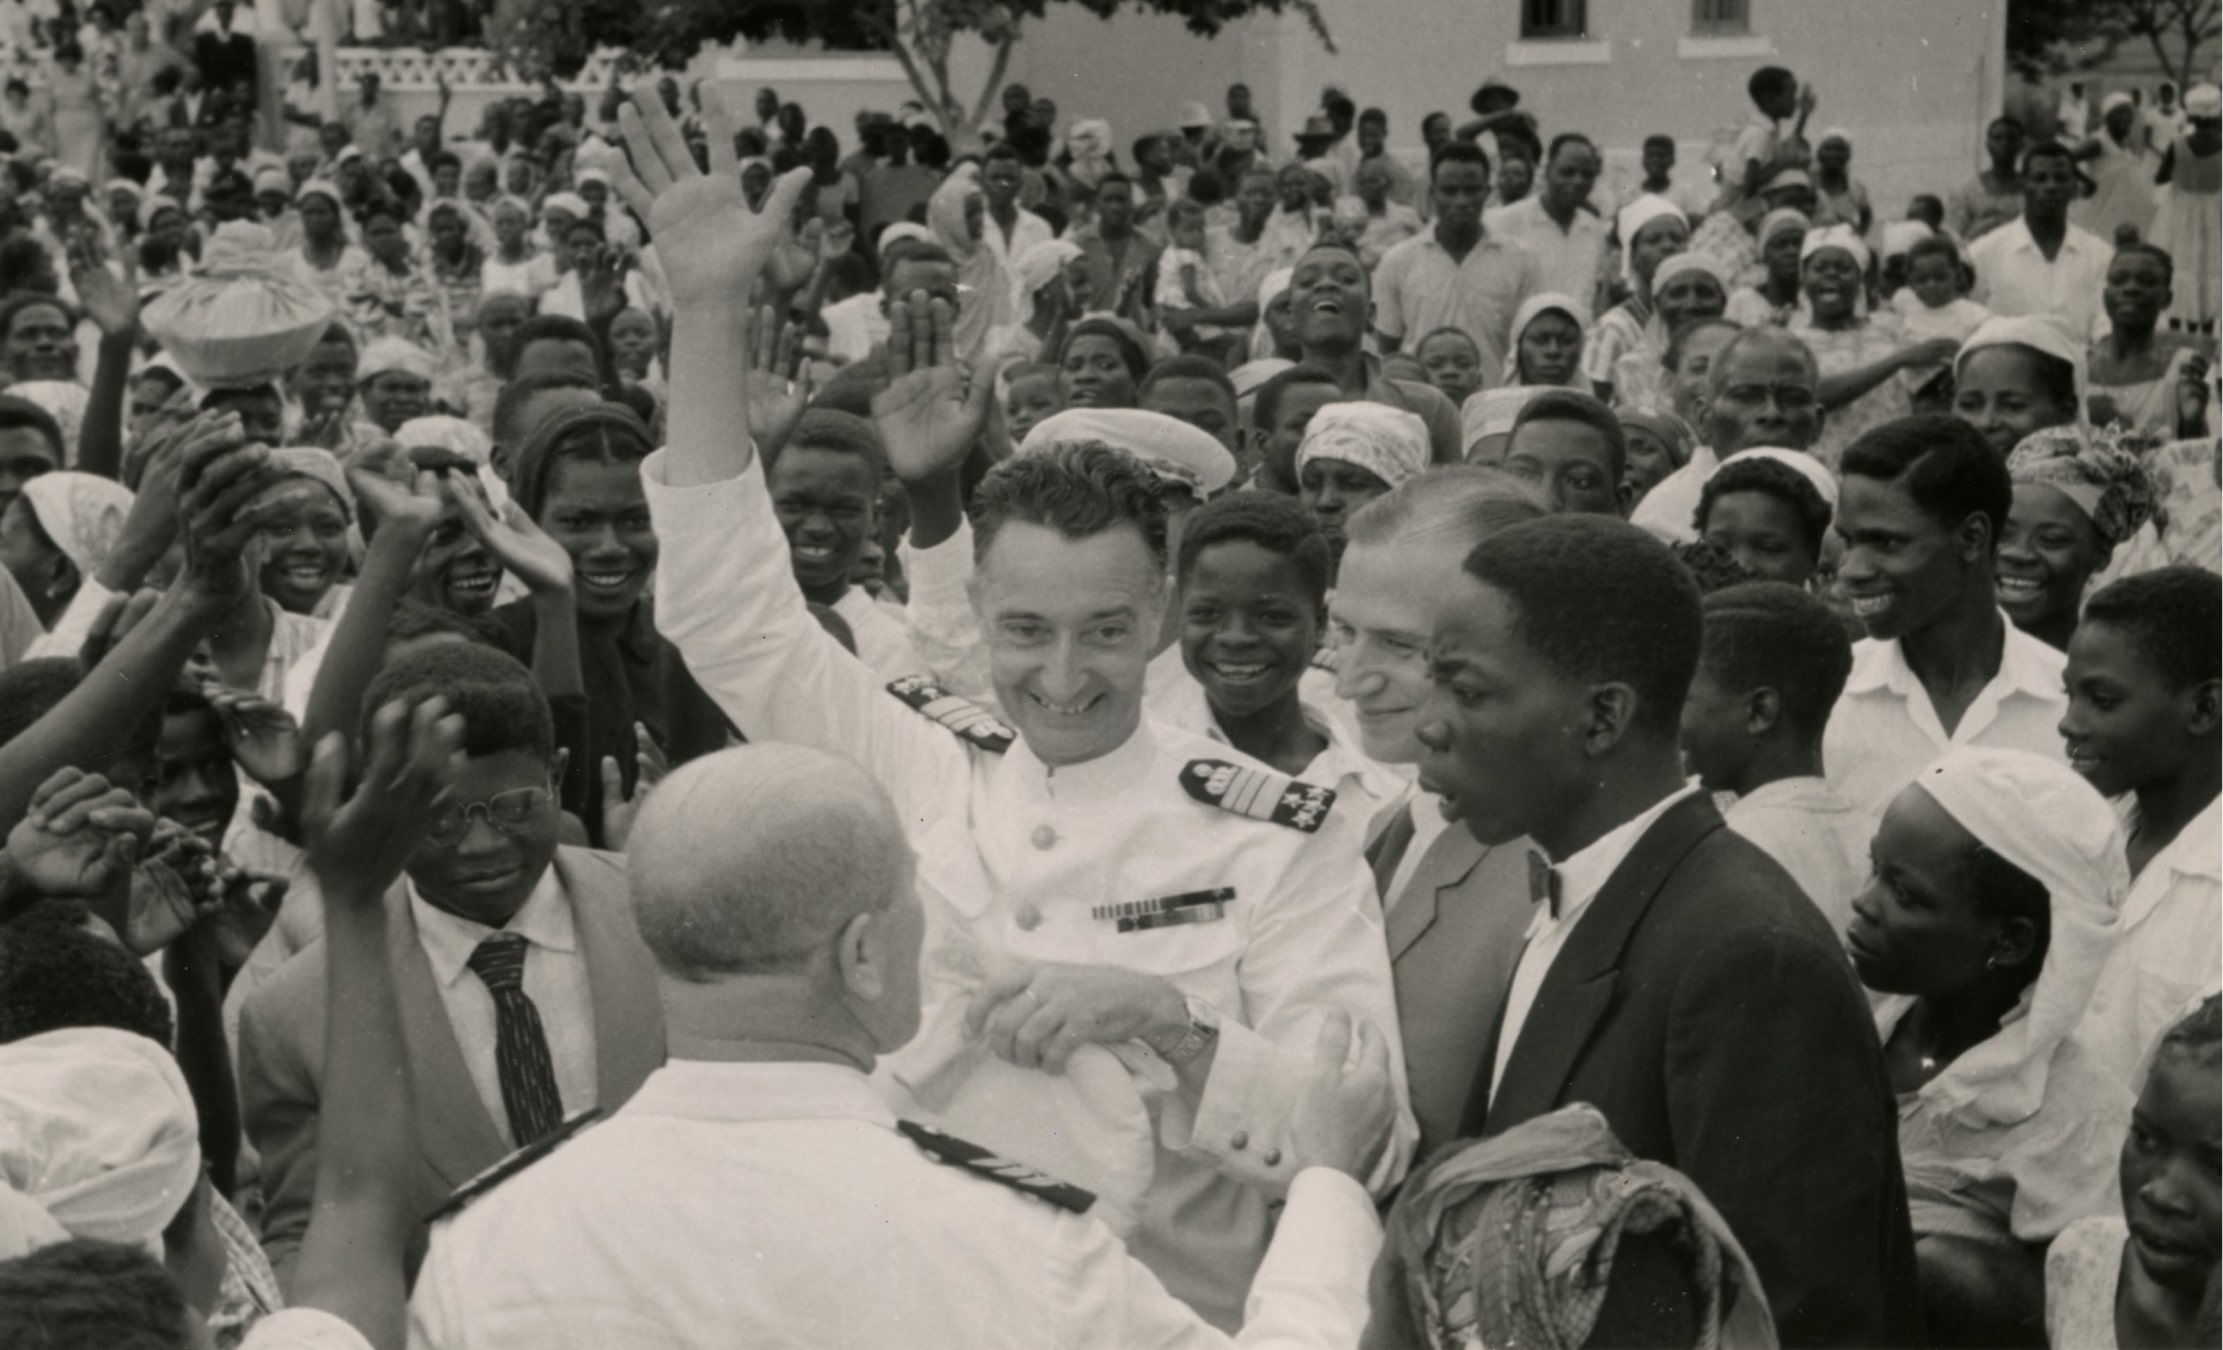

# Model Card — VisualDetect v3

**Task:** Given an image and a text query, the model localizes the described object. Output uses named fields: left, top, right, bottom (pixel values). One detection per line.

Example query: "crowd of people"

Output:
left=0, top=24, right=2213, bottom=1350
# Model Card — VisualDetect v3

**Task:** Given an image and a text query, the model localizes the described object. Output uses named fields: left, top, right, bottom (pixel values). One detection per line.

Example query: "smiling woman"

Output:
left=248, top=447, right=353, bottom=618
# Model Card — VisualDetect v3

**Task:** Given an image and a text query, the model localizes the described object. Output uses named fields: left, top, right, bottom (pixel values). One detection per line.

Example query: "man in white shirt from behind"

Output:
left=409, top=743, right=1395, bottom=1350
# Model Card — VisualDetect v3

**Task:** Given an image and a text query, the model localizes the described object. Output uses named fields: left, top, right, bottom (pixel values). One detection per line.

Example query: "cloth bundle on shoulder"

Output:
left=143, top=221, right=336, bottom=390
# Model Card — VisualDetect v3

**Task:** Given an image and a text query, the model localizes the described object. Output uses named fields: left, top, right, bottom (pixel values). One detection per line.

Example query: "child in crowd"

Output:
left=2045, top=996, right=2221, bottom=1350
left=1502, top=388, right=1629, bottom=516
left=1413, top=327, right=1484, bottom=411
left=1892, top=235, right=1992, bottom=343
left=1679, top=580, right=1866, bottom=934
left=1694, top=451, right=1835, bottom=589
left=1152, top=197, right=1231, bottom=359
left=1000, top=362, right=1062, bottom=444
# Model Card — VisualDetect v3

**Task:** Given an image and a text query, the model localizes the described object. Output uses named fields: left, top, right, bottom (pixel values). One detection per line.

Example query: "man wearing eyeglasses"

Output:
left=237, top=642, right=666, bottom=1284
left=1630, top=325, right=1827, bottom=543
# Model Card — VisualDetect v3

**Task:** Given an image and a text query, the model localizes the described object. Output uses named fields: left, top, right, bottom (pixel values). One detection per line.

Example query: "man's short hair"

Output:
left=1461, top=515, right=1703, bottom=736
left=1138, top=353, right=1237, bottom=406
left=2082, top=566, right=2221, bottom=692
left=512, top=314, right=601, bottom=364
left=1839, top=414, right=2011, bottom=543
left=1698, top=581, right=1853, bottom=740
left=786, top=408, right=886, bottom=473
left=0, top=901, right=176, bottom=1046
left=1643, top=133, right=1676, bottom=154
left=1358, top=106, right=1387, bottom=128
left=1345, top=464, right=1550, bottom=552
left=2021, top=139, right=2078, bottom=174
left=1507, top=388, right=1628, bottom=482
left=1546, top=131, right=1597, bottom=164
left=429, top=149, right=461, bottom=173
left=0, top=1238, right=192, bottom=1350
left=1094, top=171, right=1133, bottom=195
left=359, top=642, right=554, bottom=765
left=0, top=392, right=65, bottom=459
left=880, top=240, right=955, bottom=292
left=627, top=745, right=912, bottom=979
left=1430, top=139, right=1490, bottom=182
left=1665, top=317, right=1742, bottom=374
left=2113, top=240, right=2175, bottom=283
left=490, top=369, right=596, bottom=450
left=983, top=142, right=1023, bottom=167
left=1696, top=455, right=1833, bottom=562
left=1175, top=491, right=1331, bottom=605
left=1749, top=66, right=1798, bottom=105
left=1252, top=363, right=1341, bottom=433
left=1704, top=326, right=1818, bottom=397
left=972, top=440, right=1169, bottom=575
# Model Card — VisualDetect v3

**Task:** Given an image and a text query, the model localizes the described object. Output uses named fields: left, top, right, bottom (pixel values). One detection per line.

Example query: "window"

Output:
left=1692, top=0, right=1750, bottom=34
left=1521, top=0, right=1587, bottom=39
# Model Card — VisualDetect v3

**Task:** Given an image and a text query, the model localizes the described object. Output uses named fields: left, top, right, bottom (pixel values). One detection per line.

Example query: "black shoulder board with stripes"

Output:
left=428, top=1109, right=602, bottom=1224
left=1180, top=757, right=1338, bottom=832
left=897, top=1120, right=1096, bottom=1214
left=885, top=676, right=1016, bottom=754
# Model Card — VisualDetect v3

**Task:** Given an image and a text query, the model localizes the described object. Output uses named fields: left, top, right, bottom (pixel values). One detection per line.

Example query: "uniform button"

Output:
left=1263, top=1148, right=1282, bottom=1167
left=1030, top=824, right=1057, bottom=850
left=1014, top=902, right=1043, bottom=932
left=1228, top=1131, right=1248, bottom=1151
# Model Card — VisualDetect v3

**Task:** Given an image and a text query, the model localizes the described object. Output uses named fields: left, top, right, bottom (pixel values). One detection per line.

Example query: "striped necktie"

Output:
left=466, top=932, right=565, bottom=1146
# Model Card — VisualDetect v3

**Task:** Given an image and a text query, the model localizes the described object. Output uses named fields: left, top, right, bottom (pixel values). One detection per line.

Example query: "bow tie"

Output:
left=1528, top=849, right=1561, bottom=920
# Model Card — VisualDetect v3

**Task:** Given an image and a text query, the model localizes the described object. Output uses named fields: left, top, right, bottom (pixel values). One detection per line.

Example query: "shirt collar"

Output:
left=1003, top=713, right=1161, bottom=807
left=1532, top=782, right=1702, bottom=936
left=626, top=1060, right=897, bottom=1130
left=1845, top=614, right=2057, bottom=699
left=408, top=863, right=573, bottom=989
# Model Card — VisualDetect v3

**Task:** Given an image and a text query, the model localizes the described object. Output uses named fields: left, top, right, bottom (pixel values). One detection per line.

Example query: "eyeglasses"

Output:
left=1717, top=383, right=1819, bottom=412
left=423, top=786, right=552, bottom=847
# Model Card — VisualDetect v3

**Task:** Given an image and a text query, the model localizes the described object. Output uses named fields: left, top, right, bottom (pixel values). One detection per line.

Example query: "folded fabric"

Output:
left=144, top=221, right=336, bottom=389
left=19, top=471, right=132, bottom=574
left=1298, top=401, right=1430, bottom=487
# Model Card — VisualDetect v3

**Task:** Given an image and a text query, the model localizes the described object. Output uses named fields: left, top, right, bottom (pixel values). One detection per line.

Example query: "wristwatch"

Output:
left=1157, top=996, right=1220, bottom=1068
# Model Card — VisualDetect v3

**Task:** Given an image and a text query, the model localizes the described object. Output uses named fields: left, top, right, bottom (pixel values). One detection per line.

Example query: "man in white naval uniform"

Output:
left=597, top=90, right=1416, bottom=1326
left=409, top=743, right=1396, bottom=1348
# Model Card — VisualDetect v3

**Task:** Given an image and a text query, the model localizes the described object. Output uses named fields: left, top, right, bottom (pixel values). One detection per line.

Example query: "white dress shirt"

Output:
left=1627, top=444, right=1720, bottom=543
left=1490, top=784, right=1702, bottom=1097
left=831, top=584, right=930, bottom=684
left=820, top=291, right=889, bottom=367
left=2070, top=794, right=2222, bottom=1084
left=408, top=871, right=600, bottom=1148
left=1482, top=196, right=1609, bottom=321
left=1967, top=218, right=2114, bottom=343
left=1822, top=620, right=2069, bottom=824
left=1723, top=775, right=1871, bottom=938
left=408, top=1060, right=1382, bottom=1350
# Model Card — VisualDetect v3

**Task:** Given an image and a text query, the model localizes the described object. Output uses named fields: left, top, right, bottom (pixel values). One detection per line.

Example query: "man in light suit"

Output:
left=240, top=643, right=665, bottom=1283
left=1417, top=514, right=1922, bottom=1348
left=1332, top=467, right=1550, bottom=1156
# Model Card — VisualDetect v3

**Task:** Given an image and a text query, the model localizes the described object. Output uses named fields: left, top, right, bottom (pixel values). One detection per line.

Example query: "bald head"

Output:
left=627, top=745, right=914, bottom=981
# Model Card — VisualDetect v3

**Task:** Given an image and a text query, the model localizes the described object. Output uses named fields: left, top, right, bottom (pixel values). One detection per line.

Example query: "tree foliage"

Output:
left=488, top=0, right=1332, bottom=138
left=2007, top=0, right=2220, bottom=90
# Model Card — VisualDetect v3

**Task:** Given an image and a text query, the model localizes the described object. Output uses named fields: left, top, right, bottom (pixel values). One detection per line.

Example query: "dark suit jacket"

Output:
left=1459, top=793, right=1922, bottom=1349
left=1373, top=809, right=1536, bottom=1160
left=237, top=846, right=666, bottom=1285
left=191, top=30, right=256, bottom=103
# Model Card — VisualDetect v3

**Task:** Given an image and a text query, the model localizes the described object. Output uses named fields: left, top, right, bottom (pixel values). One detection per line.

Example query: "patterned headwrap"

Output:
left=18, top=471, right=132, bottom=574
left=261, top=446, right=353, bottom=523
left=2007, top=424, right=2160, bottom=545
left=1295, top=402, right=1431, bottom=488
left=1379, top=1103, right=1777, bottom=1350
left=1618, top=409, right=1697, bottom=471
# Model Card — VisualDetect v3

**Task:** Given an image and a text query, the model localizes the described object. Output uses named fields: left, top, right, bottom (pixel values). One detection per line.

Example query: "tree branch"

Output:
left=964, top=30, right=1018, bottom=138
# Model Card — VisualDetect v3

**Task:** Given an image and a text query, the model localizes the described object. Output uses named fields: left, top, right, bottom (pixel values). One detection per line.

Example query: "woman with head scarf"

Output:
left=480, top=194, right=557, bottom=301
left=1847, top=746, right=2130, bottom=1344
left=248, top=446, right=355, bottom=619
left=1792, top=226, right=1960, bottom=468
left=1370, top=1102, right=1778, bottom=1350
left=1610, top=254, right=1732, bottom=415
left=2000, top=424, right=2162, bottom=649
left=1293, top=401, right=1429, bottom=563
left=0, top=471, right=130, bottom=628
left=1617, top=408, right=1696, bottom=505
left=2148, top=83, right=2219, bottom=334
left=287, top=180, right=370, bottom=315
left=1725, top=208, right=1809, bottom=328
left=1504, top=292, right=1587, bottom=389
left=1582, top=196, right=1690, bottom=405
left=1953, top=314, right=2089, bottom=457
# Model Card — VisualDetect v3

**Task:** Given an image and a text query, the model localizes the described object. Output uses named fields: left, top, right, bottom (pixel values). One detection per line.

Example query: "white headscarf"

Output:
left=0, top=1027, right=200, bottom=1259
left=1504, top=292, right=1586, bottom=384
left=1956, top=315, right=2090, bottom=428
left=358, top=336, right=439, bottom=384
left=1800, top=223, right=1871, bottom=272
left=1012, top=237, right=1084, bottom=301
left=1880, top=220, right=1935, bottom=260
left=19, top=472, right=133, bottom=574
left=1616, top=193, right=1688, bottom=287
left=1296, top=402, right=1431, bottom=487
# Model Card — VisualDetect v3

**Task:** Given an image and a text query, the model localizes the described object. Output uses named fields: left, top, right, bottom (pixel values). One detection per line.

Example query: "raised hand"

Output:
left=300, top=697, right=466, bottom=899
left=445, top=474, right=573, bottom=596
left=597, top=722, right=668, bottom=852
left=5, top=768, right=155, bottom=902
left=2178, top=352, right=2212, bottom=435
left=69, top=234, right=139, bottom=340
left=1286, top=1012, right=1396, bottom=1179
left=175, top=414, right=283, bottom=605
left=345, top=462, right=445, bottom=536
left=580, top=243, right=635, bottom=329
left=743, top=304, right=811, bottom=458
left=585, top=84, right=811, bottom=312
left=872, top=291, right=994, bottom=485
left=204, top=685, right=305, bottom=787
left=964, top=955, right=1187, bottom=1074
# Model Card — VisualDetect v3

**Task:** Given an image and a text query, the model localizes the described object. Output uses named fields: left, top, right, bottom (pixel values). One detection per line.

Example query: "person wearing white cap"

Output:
left=574, top=165, right=642, bottom=251
left=1292, top=401, right=1428, bottom=558
left=2149, top=83, right=2220, bottom=334
left=1791, top=225, right=1959, bottom=468
left=1967, top=140, right=2112, bottom=343
left=356, top=336, right=437, bottom=435
left=3, top=469, right=132, bottom=627
left=607, top=95, right=1414, bottom=1329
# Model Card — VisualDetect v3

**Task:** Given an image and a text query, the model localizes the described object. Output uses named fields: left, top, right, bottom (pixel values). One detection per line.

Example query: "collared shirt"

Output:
left=1202, top=222, right=1290, bottom=316
left=1371, top=229, right=1544, bottom=385
left=407, top=1060, right=1382, bottom=1349
left=1482, top=197, right=1609, bottom=321
left=1627, top=444, right=1720, bottom=543
left=643, top=450, right=1414, bottom=1327
left=1967, top=218, right=2114, bottom=343
left=1822, top=620, right=2069, bottom=823
left=341, top=95, right=403, bottom=162
left=1489, top=784, right=1702, bottom=1097
left=831, top=584, right=929, bottom=684
left=2070, top=795, right=2222, bottom=1085
left=983, top=207, right=1056, bottom=312
left=1721, top=112, right=1781, bottom=193
left=407, top=869, right=599, bottom=1149
left=1724, top=776, right=1870, bottom=938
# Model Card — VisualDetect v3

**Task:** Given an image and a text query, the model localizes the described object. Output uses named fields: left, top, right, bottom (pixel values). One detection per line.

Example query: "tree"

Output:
left=2007, top=0, right=2220, bottom=90
left=488, top=0, right=1333, bottom=142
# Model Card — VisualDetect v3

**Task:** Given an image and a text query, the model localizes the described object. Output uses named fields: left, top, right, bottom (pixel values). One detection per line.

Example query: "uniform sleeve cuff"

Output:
left=1175, top=1015, right=1303, bottom=1193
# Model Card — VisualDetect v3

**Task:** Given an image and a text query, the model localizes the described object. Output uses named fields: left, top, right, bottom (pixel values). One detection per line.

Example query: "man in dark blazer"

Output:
left=1415, top=515, right=1922, bottom=1348
left=238, top=645, right=666, bottom=1284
